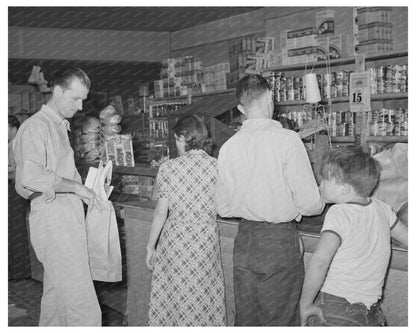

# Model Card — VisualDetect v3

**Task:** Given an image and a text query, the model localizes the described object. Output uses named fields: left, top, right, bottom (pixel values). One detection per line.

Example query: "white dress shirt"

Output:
left=216, top=118, right=324, bottom=223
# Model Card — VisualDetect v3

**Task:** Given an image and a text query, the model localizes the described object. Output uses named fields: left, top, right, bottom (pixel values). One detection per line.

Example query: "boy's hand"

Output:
left=300, top=304, right=326, bottom=326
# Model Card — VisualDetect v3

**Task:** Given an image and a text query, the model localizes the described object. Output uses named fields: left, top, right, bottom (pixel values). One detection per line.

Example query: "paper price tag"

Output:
left=349, top=71, right=371, bottom=112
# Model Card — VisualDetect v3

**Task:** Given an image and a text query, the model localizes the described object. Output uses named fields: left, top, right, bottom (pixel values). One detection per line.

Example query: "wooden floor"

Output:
left=8, top=279, right=125, bottom=326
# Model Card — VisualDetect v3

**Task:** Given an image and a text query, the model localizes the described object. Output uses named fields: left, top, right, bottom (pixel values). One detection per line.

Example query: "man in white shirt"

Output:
left=13, top=68, right=103, bottom=326
left=216, top=74, right=324, bottom=326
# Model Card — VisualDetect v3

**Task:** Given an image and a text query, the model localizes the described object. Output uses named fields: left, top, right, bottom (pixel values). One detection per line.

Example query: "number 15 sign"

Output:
left=349, top=71, right=371, bottom=113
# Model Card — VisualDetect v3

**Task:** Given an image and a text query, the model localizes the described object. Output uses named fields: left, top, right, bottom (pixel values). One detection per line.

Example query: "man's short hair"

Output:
left=51, top=67, right=91, bottom=91
left=236, top=74, right=270, bottom=107
left=320, top=147, right=381, bottom=197
left=8, top=115, right=20, bottom=130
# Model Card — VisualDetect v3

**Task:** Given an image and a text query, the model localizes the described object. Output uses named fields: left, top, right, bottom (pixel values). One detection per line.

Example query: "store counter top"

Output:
left=118, top=201, right=407, bottom=326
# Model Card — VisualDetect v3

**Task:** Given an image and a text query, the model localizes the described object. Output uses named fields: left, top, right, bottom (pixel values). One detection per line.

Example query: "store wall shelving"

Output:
left=261, top=51, right=408, bottom=152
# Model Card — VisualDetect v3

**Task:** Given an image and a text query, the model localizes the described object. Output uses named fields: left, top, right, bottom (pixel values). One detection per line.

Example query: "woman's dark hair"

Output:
left=8, top=115, right=20, bottom=130
left=173, top=115, right=214, bottom=155
left=51, top=67, right=91, bottom=90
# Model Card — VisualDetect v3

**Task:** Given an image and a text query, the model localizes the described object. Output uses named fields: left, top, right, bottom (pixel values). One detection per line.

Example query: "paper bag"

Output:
left=86, top=200, right=122, bottom=282
left=372, top=143, right=408, bottom=212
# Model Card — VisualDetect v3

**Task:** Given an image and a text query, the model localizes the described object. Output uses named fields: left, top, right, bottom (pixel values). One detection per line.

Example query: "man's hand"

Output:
left=75, top=183, right=105, bottom=213
left=300, top=304, right=326, bottom=326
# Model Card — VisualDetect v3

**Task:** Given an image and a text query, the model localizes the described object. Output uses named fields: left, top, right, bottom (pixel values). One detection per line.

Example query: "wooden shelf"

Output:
left=149, top=89, right=236, bottom=103
left=149, top=116, right=168, bottom=120
left=76, top=161, right=158, bottom=176
left=275, top=92, right=407, bottom=107
left=264, top=51, right=408, bottom=73
left=330, top=136, right=355, bottom=143
left=365, top=136, right=408, bottom=143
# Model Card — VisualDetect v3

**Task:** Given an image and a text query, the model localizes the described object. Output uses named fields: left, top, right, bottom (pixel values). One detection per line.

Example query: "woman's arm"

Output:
left=146, top=198, right=169, bottom=269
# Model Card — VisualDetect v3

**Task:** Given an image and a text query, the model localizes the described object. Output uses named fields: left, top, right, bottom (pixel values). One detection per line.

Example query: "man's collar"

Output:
left=40, top=105, right=71, bottom=131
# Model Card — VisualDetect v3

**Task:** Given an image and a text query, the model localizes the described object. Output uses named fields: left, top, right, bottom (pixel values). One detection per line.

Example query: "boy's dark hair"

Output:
left=321, top=147, right=380, bottom=197
left=51, top=67, right=91, bottom=90
left=236, top=74, right=270, bottom=107
left=173, top=115, right=214, bottom=155
left=8, top=115, right=20, bottom=130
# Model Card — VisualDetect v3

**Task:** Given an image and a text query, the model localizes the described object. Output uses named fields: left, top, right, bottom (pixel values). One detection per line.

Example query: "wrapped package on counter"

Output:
left=102, top=114, right=123, bottom=126
left=99, top=104, right=123, bottom=142
left=102, top=124, right=122, bottom=136
left=99, top=105, right=117, bottom=120
left=83, top=116, right=101, bottom=133
left=81, top=116, right=103, bottom=162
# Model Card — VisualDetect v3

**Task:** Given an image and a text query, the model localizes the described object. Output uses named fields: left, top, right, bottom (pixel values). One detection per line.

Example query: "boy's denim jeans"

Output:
left=308, top=291, right=386, bottom=326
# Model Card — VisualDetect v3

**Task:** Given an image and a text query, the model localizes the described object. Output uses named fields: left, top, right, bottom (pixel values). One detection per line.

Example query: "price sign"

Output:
left=349, top=71, right=371, bottom=113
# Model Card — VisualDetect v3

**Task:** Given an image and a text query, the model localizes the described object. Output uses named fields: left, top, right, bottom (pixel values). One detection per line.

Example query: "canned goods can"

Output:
left=394, top=121, right=401, bottom=136
left=386, top=122, right=394, bottom=136
left=279, top=87, right=286, bottom=101
left=385, top=65, right=393, bottom=80
left=293, top=76, right=300, bottom=89
left=385, top=80, right=393, bottom=93
left=336, top=111, right=343, bottom=124
left=370, top=122, right=378, bottom=136
left=336, top=71, right=344, bottom=84
left=335, top=83, right=343, bottom=97
left=387, top=109, right=395, bottom=122
left=400, top=121, right=408, bottom=136
left=346, top=122, right=355, bottom=136
left=286, top=77, right=293, bottom=89
left=337, top=123, right=346, bottom=136
left=369, top=68, right=378, bottom=94
left=345, top=112, right=352, bottom=123
left=330, top=84, right=336, bottom=98
left=377, top=121, right=387, bottom=136
left=342, top=81, right=349, bottom=96
left=294, top=87, right=300, bottom=101
left=377, top=66, right=386, bottom=80
left=393, top=65, right=402, bottom=79
left=377, top=80, right=385, bottom=94
left=287, top=87, right=294, bottom=101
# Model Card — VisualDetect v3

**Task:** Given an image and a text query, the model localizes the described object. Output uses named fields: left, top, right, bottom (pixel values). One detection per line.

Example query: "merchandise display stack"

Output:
left=100, top=105, right=135, bottom=167
left=72, top=116, right=103, bottom=162
left=154, top=56, right=203, bottom=98
left=226, top=35, right=276, bottom=88
left=356, top=7, right=393, bottom=55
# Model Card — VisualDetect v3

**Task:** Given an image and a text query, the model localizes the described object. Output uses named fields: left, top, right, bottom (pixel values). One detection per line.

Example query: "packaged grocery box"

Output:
left=316, top=9, right=335, bottom=35
left=104, top=134, right=135, bottom=167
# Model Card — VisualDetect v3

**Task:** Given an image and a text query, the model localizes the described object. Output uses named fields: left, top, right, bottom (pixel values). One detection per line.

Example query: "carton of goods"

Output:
left=104, top=134, right=135, bottom=167
left=316, top=9, right=335, bottom=35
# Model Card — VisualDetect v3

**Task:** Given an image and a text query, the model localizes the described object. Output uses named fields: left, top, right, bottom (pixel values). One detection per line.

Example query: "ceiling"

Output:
left=9, top=7, right=262, bottom=32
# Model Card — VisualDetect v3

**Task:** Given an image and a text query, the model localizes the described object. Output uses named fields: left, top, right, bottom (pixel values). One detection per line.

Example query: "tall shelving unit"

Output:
left=262, top=51, right=408, bottom=152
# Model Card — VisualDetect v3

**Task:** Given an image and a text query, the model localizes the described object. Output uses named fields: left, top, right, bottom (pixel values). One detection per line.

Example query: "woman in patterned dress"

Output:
left=146, top=115, right=226, bottom=326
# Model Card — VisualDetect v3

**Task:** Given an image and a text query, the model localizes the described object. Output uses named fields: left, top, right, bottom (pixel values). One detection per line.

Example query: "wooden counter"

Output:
left=121, top=202, right=408, bottom=326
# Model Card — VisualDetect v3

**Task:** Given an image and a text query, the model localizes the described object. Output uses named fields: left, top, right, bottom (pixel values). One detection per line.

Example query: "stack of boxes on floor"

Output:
left=356, top=7, right=393, bottom=55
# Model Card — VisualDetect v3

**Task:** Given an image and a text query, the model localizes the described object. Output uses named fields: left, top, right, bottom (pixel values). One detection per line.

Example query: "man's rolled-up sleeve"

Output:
left=14, top=121, right=62, bottom=196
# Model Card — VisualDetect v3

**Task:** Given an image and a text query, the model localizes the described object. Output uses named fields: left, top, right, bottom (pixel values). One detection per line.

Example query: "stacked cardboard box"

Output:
left=202, top=62, right=230, bottom=93
left=272, top=9, right=353, bottom=67
left=226, top=35, right=275, bottom=88
left=154, top=56, right=203, bottom=98
left=103, top=134, right=135, bottom=167
left=356, top=7, right=393, bottom=55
